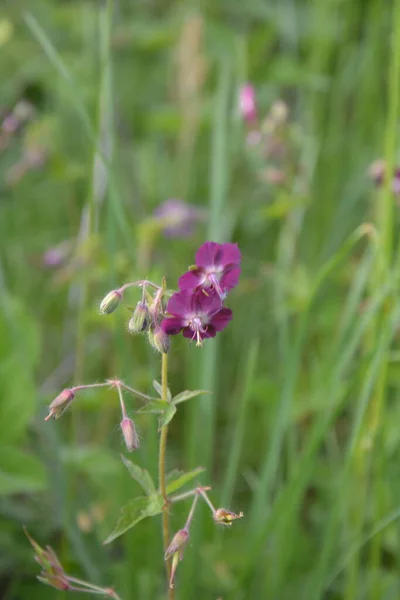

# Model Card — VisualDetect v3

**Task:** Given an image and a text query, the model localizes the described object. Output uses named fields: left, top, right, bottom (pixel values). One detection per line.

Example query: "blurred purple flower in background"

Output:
left=239, top=84, right=257, bottom=123
left=368, top=159, right=400, bottom=196
left=42, top=241, right=72, bottom=267
left=178, top=241, right=241, bottom=300
left=161, top=289, right=232, bottom=346
left=153, top=199, right=205, bottom=238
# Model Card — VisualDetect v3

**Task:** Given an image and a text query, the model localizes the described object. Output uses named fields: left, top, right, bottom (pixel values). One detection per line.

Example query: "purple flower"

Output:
left=178, top=241, right=241, bottom=300
left=42, top=241, right=71, bottom=267
left=161, top=290, right=232, bottom=346
left=393, top=168, right=400, bottom=195
left=239, top=85, right=257, bottom=122
left=153, top=199, right=205, bottom=239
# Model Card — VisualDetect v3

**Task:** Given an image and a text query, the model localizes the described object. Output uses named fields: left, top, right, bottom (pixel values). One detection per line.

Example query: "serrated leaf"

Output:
left=121, top=455, right=156, bottom=496
left=103, top=494, right=163, bottom=544
left=159, top=403, right=176, bottom=429
left=166, top=467, right=205, bottom=495
left=0, top=447, right=48, bottom=495
left=137, top=400, right=169, bottom=414
left=153, top=379, right=172, bottom=402
left=173, top=389, right=210, bottom=405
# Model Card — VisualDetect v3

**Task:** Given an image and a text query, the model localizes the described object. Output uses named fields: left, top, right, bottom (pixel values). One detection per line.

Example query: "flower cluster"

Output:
left=25, top=529, right=120, bottom=598
left=165, top=486, right=243, bottom=588
left=161, top=241, right=241, bottom=347
left=40, top=241, right=245, bottom=600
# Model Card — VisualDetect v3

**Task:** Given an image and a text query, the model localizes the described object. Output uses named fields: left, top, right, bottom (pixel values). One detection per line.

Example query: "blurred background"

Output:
left=1, top=0, right=400, bottom=598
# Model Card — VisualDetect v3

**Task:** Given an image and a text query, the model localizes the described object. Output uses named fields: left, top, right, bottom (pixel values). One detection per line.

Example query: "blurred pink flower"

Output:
left=42, top=241, right=71, bottom=267
left=239, top=84, right=257, bottom=122
left=153, top=199, right=205, bottom=238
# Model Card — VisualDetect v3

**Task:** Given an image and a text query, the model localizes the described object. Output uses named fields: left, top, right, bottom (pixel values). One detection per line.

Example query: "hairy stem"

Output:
left=158, top=352, right=173, bottom=599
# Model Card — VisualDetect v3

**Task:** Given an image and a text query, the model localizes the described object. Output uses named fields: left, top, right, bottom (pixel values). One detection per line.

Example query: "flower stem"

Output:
left=158, top=352, right=173, bottom=599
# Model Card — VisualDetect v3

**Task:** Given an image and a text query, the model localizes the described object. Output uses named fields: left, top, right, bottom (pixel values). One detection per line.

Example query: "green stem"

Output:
left=347, top=4, right=400, bottom=598
left=158, top=352, right=173, bottom=600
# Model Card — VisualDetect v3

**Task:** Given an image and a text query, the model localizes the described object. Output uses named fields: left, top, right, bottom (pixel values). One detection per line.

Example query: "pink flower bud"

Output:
left=165, top=529, right=189, bottom=589
left=45, top=388, right=75, bottom=420
left=239, top=84, right=257, bottom=122
left=165, top=529, right=189, bottom=560
left=120, top=418, right=139, bottom=451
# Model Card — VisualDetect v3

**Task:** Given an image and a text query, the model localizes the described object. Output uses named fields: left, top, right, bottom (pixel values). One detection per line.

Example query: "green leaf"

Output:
left=0, top=447, right=47, bottom=495
left=173, top=389, right=210, bottom=405
left=103, top=494, right=163, bottom=545
left=0, top=297, right=41, bottom=443
left=137, top=399, right=170, bottom=414
left=153, top=379, right=172, bottom=402
left=121, top=455, right=156, bottom=496
left=159, top=403, right=176, bottom=429
left=166, top=467, right=205, bottom=495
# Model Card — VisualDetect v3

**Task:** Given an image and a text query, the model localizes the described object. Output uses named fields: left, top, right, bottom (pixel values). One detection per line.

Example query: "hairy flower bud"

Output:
left=149, top=325, right=170, bottom=354
left=45, top=388, right=75, bottom=420
left=213, top=508, right=244, bottom=526
left=165, top=529, right=189, bottom=560
left=120, top=418, right=139, bottom=451
left=165, top=529, right=189, bottom=589
left=128, top=301, right=149, bottom=333
left=100, top=289, right=122, bottom=315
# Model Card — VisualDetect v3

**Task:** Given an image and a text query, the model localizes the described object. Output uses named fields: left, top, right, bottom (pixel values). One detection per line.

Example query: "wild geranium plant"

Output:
left=31, top=241, right=243, bottom=599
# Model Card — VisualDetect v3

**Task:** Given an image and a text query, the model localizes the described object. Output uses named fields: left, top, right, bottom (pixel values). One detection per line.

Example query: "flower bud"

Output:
left=37, top=574, right=70, bottom=591
left=25, top=529, right=70, bottom=591
left=165, top=529, right=189, bottom=560
left=45, top=388, right=75, bottom=420
left=165, top=529, right=189, bottom=588
left=120, top=418, right=139, bottom=451
left=100, top=289, right=122, bottom=314
left=128, top=301, right=149, bottom=333
left=149, top=325, right=170, bottom=354
left=213, top=508, right=244, bottom=526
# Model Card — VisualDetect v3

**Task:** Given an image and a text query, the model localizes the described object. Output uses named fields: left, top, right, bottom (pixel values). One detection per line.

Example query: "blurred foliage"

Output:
left=1, top=0, right=400, bottom=599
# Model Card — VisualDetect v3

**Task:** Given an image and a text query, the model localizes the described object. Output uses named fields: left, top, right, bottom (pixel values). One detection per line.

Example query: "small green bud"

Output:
left=45, top=388, right=75, bottom=421
left=128, top=301, right=149, bottom=333
left=213, top=508, right=244, bottom=526
left=149, top=325, right=170, bottom=354
left=100, top=289, right=122, bottom=315
left=147, top=326, right=155, bottom=347
left=120, top=418, right=139, bottom=451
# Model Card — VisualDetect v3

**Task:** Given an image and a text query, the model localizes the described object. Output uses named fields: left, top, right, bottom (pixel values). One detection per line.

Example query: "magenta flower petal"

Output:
left=220, top=266, right=241, bottom=291
left=178, top=269, right=206, bottom=291
left=161, top=317, right=187, bottom=335
left=194, top=290, right=222, bottom=315
left=195, top=242, right=223, bottom=268
left=166, top=290, right=194, bottom=317
left=210, top=308, right=232, bottom=332
left=220, top=243, right=241, bottom=266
